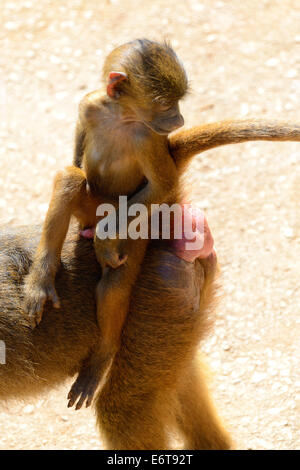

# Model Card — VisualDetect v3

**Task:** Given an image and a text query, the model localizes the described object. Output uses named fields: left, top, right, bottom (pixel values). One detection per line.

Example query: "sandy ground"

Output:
left=0, top=0, right=299, bottom=450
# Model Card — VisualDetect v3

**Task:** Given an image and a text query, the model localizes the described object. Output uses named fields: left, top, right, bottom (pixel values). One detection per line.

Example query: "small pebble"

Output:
left=266, top=58, right=279, bottom=67
left=23, top=405, right=34, bottom=414
left=251, top=372, right=267, bottom=384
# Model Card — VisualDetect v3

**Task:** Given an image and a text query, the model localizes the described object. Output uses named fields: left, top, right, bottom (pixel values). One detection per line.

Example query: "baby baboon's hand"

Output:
left=23, top=278, right=60, bottom=328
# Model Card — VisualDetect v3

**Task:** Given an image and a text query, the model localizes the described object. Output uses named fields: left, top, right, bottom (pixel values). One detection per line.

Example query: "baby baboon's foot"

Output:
left=94, top=237, right=128, bottom=269
left=67, top=355, right=104, bottom=410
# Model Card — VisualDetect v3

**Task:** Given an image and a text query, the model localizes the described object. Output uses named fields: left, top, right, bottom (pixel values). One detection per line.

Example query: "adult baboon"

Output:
left=1, top=119, right=299, bottom=448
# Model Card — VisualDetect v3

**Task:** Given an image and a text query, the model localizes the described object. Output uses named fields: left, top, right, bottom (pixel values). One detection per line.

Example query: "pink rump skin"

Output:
left=171, top=205, right=214, bottom=262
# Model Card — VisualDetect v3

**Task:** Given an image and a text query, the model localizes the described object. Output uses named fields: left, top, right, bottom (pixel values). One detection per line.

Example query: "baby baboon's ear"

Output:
left=107, top=71, right=127, bottom=99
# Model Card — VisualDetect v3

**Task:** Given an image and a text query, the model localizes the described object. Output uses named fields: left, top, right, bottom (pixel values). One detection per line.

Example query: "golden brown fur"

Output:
left=1, top=118, right=300, bottom=448
left=23, top=39, right=300, bottom=412
left=170, top=119, right=300, bottom=172
left=24, top=39, right=189, bottom=409
left=0, top=225, right=228, bottom=449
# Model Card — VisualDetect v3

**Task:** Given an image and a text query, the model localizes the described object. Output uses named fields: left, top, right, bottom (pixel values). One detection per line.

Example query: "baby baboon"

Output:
left=24, top=40, right=189, bottom=408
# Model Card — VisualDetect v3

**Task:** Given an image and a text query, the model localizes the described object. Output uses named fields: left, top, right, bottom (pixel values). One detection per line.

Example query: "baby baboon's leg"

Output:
left=68, top=238, right=148, bottom=410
